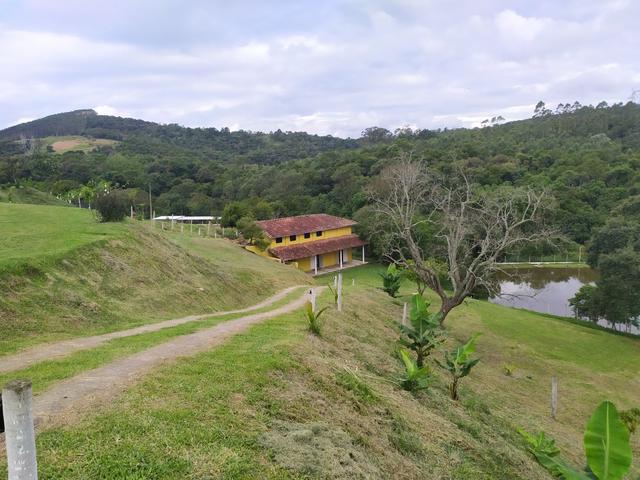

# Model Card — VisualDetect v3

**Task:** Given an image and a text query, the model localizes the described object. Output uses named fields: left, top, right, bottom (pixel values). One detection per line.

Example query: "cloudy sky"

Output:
left=1, top=0, right=638, bottom=137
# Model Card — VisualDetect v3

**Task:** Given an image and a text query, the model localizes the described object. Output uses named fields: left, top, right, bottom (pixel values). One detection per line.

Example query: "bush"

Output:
left=94, top=191, right=128, bottom=222
left=380, top=264, right=402, bottom=298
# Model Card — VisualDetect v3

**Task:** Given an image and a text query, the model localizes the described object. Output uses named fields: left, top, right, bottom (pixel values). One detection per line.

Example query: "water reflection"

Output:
left=489, top=266, right=638, bottom=334
left=488, top=266, right=598, bottom=317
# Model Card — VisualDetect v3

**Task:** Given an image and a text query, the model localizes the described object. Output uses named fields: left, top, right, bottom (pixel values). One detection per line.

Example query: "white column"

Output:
left=362, top=245, right=365, bottom=263
left=314, top=255, right=318, bottom=275
left=3, top=379, right=38, bottom=480
left=339, top=250, right=343, bottom=269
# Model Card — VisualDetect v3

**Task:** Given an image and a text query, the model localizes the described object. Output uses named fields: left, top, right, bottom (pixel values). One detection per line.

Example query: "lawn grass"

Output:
left=0, top=186, right=67, bottom=206
left=0, top=204, right=309, bottom=355
left=0, top=203, right=126, bottom=272
left=0, top=287, right=306, bottom=394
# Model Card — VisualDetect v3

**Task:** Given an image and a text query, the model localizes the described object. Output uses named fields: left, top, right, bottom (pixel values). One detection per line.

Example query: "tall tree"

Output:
left=368, top=155, right=553, bottom=323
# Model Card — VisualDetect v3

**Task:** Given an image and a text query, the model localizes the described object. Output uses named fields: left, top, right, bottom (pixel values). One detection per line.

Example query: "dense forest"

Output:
left=2, top=102, right=639, bottom=245
left=2, top=101, right=639, bottom=325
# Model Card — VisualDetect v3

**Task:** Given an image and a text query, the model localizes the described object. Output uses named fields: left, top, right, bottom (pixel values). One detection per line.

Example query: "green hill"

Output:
left=0, top=203, right=309, bottom=354
left=0, top=185, right=67, bottom=206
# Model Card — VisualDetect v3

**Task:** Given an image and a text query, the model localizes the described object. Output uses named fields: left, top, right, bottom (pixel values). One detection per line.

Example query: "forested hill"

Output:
left=1, top=101, right=639, bottom=247
left=0, top=109, right=358, bottom=164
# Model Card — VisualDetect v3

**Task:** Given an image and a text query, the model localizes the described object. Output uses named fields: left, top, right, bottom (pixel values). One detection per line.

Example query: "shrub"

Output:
left=94, top=190, right=128, bottom=222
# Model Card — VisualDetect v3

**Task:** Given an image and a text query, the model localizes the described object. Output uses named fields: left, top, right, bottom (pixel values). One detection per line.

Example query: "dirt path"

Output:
left=0, top=285, right=306, bottom=374
left=2, top=287, right=321, bottom=438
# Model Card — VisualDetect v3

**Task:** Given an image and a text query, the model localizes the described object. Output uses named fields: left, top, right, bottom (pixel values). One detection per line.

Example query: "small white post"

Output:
left=130, top=205, right=134, bottom=220
left=337, top=272, right=343, bottom=312
left=190, top=222, right=193, bottom=234
left=171, top=219, right=175, bottom=230
left=222, top=227, right=225, bottom=236
left=181, top=223, right=184, bottom=233
left=362, top=245, right=365, bottom=263
left=551, top=376, right=558, bottom=420
left=333, top=275, right=337, bottom=288
left=310, top=288, right=316, bottom=313
left=214, top=231, right=217, bottom=239
left=198, top=226, right=201, bottom=236
left=207, top=223, right=211, bottom=236
left=314, top=256, right=318, bottom=275
left=339, top=250, right=343, bottom=269
left=3, top=379, right=38, bottom=480
left=352, top=278, right=355, bottom=286
left=402, top=302, right=407, bottom=326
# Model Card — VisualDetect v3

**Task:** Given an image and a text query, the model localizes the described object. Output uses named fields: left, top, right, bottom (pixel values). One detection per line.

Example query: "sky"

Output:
left=1, top=0, right=638, bottom=137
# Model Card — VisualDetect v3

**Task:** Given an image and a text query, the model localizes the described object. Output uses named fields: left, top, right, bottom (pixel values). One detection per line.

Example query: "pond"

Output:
left=488, top=265, right=639, bottom=334
left=488, top=265, right=598, bottom=318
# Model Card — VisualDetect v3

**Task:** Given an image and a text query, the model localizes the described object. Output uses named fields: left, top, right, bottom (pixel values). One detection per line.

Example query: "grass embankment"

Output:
left=12, top=264, right=639, bottom=478
left=0, top=186, right=67, bottom=206
left=0, top=203, right=309, bottom=355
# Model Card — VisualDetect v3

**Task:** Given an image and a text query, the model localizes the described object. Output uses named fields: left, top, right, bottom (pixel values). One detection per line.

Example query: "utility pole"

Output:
left=148, top=183, right=153, bottom=221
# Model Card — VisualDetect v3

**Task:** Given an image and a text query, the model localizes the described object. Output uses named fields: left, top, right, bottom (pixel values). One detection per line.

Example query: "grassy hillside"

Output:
left=42, top=135, right=118, bottom=153
left=11, top=264, right=638, bottom=479
left=0, top=204, right=309, bottom=355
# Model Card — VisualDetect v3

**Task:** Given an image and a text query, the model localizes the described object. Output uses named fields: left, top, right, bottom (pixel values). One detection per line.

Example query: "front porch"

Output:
left=311, top=259, right=367, bottom=277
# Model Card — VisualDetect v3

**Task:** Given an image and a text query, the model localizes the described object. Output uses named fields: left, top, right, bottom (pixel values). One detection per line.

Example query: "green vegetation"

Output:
left=304, top=300, right=329, bottom=336
left=398, top=349, right=431, bottom=392
left=2, top=263, right=636, bottom=478
left=398, top=294, right=444, bottom=367
left=436, top=334, right=481, bottom=401
left=521, top=401, right=633, bottom=480
left=380, top=263, right=402, bottom=297
left=0, top=287, right=305, bottom=394
left=0, top=204, right=308, bottom=355
left=0, top=185, right=66, bottom=205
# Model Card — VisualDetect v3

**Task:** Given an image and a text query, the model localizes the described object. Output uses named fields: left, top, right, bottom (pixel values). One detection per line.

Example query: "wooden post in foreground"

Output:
left=551, top=376, right=558, bottom=420
left=337, top=273, right=343, bottom=312
left=402, top=302, right=407, bottom=326
left=3, top=379, right=38, bottom=479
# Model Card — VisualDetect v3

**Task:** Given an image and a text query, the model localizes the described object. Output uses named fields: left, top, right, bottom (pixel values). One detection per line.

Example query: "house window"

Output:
left=275, top=237, right=283, bottom=244
left=290, top=235, right=297, bottom=241
left=304, top=232, right=311, bottom=239
left=316, top=231, right=322, bottom=237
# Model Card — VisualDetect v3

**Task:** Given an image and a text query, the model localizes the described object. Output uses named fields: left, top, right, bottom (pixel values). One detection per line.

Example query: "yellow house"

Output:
left=255, top=214, right=366, bottom=274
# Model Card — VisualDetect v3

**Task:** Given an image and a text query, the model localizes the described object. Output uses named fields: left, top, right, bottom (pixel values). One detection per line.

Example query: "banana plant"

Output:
left=399, top=294, right=444, bottom=367
left=304, top=301, right=329, bottom=336
left=398, top=349, right=431, bottom=392
left=520, top=401, right=632, bottom=480
left=436, top=334, right=481, bottom=400
left=380, top=263, right=402, bottom=298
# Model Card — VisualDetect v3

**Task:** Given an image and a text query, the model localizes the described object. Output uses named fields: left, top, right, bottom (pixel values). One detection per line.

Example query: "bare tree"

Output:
left=368, top=155, right=554, bottom=324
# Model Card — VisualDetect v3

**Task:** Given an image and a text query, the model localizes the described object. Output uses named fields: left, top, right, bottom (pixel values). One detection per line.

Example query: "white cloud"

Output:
left=0, top=1, right=639, bottom=136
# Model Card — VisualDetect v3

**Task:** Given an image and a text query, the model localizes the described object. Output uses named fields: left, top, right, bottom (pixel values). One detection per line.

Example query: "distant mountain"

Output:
left=0, top=109, right=360, bottom=166
left=0, top=109, right=98, bottom=140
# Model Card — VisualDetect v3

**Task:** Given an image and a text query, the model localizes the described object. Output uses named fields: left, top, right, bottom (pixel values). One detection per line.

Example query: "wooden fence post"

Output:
left=3, top=379, right=38, bottom=480
left=551, top=376, right=558, bottom=420
left=337, top=273, right=343, bottom=312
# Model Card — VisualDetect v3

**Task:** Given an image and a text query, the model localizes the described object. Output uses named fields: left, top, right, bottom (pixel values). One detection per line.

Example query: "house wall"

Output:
left=296, top=256, right=313, bottom=272
left=267, top=226, right=352, bottom=249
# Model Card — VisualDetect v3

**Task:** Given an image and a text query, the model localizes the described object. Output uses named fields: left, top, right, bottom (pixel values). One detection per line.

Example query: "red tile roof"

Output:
left=256, top=214, right=357, bottom=238
left=269, top=234, right=366, bottom=261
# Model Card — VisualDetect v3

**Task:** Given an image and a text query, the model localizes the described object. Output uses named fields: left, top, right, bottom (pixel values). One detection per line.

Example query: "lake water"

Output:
left=488, top=265, right=598, bottom=317
left=488, top=265, right=639, bottom=334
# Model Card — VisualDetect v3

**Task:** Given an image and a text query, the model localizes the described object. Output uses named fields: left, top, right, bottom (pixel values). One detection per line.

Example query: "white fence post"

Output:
left=551, top=376, right=558, bottom=420
left=3, top=379, right=38, bottom=480
left=310, top=288, right=316, bottom=313
left=337, top=273, right=343, bottom=312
